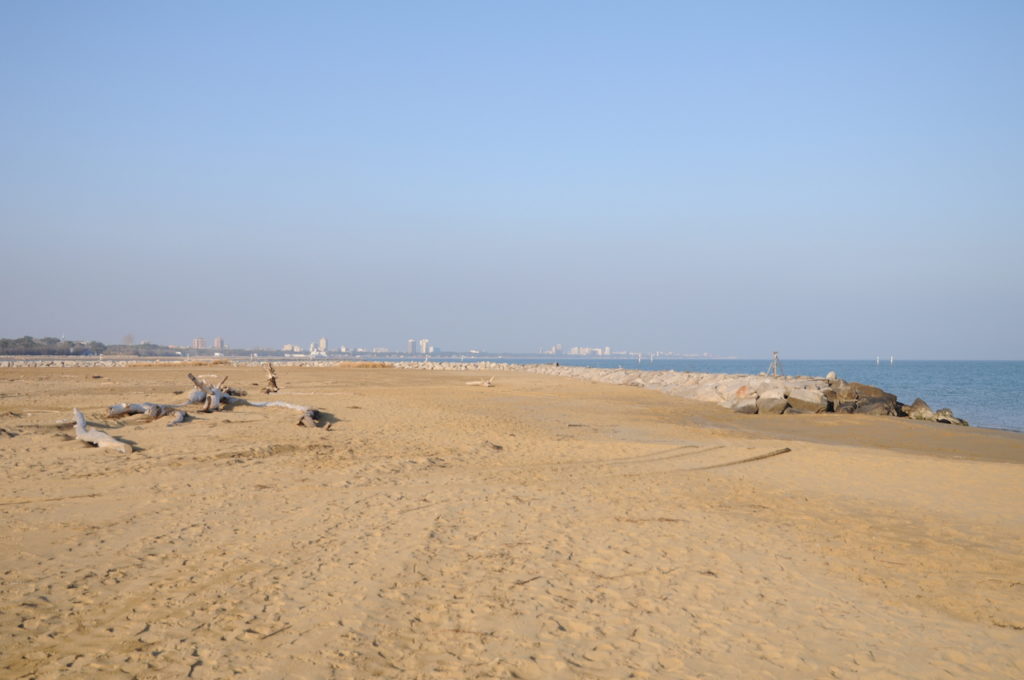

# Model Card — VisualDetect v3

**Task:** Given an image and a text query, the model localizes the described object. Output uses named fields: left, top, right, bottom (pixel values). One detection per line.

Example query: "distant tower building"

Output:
left=213, top=337, right=225, bottom=350
left=407, top=338, right=416, bottom=354
left=192, top=337, right=206, bottom=350
left=318, top=337, right=328, bottom=353
left=418, top=338, right=430, bottom=354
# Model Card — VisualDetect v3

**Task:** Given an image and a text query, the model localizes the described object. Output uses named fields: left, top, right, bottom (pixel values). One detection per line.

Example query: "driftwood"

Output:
left=263, top=362, right=279, bottom=394
left=188, top=373, right=229, bottom=412
left=73, top=408, right=132, bottom=454
left=225, top=397, right=320, bottom=427
left=108, top=402, right=181, bottom=419
left=98, top=373, right=323, bottom=436
left=465, top=377, right=495, bottom=387
left=188, top=372, right=320, bottom=426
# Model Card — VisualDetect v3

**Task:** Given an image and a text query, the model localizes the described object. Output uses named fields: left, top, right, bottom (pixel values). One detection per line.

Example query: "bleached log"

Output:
left=166, top=409, right=187, bottom=426
left=465, top=377, right=495, bottom=387
left=224, top=396, right=320, bottom=427
left=186, top=373, right=322, bottom=426
left=263, top=362, right=279, bottom=394
left=73, top=408, right=132, bottom=454
left=107, top=402, right=180, bottom=419
left=188, top=373, right=228, bottom=412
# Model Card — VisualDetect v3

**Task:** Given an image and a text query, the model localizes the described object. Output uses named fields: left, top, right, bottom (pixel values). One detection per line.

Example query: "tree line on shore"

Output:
left=0, top=336, right=166, bottom=356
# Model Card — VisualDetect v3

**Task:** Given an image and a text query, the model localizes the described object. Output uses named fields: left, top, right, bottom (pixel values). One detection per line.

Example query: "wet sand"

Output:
left=2, top=364, right=1022, bottom=678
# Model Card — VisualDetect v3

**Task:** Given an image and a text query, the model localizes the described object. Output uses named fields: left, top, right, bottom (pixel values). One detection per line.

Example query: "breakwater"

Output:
left=392, top=361, right=968, bottom=426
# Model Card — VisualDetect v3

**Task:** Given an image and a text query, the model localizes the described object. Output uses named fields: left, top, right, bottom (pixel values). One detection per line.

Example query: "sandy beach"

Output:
left=1, top=363, right=1022, bottom=679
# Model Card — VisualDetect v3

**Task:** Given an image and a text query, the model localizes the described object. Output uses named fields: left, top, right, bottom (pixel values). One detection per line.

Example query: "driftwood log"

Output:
left=99, top=373, right=324, bottom=436
left=465, top=377, right=495, bottom=387
left=235, top=399, right=320, bottom=427
left=218, top=396, right=320, bottom=427
left=108, top=402, right=181, bottom=419
left=73, top=408, right=132, bottom=454
left=188, top=373, right=230, bottom=412
left=166, top=409, right=187, bottom=426
left=187, top=372, right=320, bottom=426
left=263, top=362, right=279, bottom=394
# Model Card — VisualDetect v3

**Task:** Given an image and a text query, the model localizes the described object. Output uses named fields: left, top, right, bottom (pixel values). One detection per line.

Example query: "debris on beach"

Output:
left=95, top=371, right=327, bottom=442
left=72, top=408, right=132, bottom=453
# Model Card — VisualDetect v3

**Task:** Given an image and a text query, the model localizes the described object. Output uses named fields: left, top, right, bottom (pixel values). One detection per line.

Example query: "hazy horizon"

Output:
left=3, top=2, right=1022, bottom=361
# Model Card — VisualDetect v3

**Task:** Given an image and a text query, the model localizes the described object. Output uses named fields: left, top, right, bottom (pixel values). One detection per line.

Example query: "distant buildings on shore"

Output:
left=278, top=335, right=436, bottom=356
left=169, top=334, right=699, bottom=359
left=541, top=344, right=614, bottom=356
left=1, top=333, right=713, bottom=359
left=540, top=344, right=705, bottom=359
left=404, top=338, right=436, bottom=355
left=190, top=336, right=227, bottom=351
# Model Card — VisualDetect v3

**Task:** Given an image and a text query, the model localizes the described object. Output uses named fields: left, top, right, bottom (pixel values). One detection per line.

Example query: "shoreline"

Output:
left=0, top=356, right=991, bottom=426
left=3, top=356, right=1013, bottom=431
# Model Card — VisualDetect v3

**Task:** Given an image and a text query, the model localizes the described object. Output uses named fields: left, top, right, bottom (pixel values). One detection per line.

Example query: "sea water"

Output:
left=465, top=358, right=1024, bottom=432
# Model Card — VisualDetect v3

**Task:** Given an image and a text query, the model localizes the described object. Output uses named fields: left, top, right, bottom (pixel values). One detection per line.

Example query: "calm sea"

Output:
left=451, top=357, right=1024, bottom=432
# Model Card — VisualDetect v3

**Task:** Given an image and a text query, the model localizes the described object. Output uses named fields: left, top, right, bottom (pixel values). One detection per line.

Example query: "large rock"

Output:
left=729, top=397, right=759, bottom=414
left=903, top=398, right=935, bottom=421
left=756, top=395, right=788, bottom=414
left=787, top=387, right=828, bottom=413
left=829, top=381, right=900, bottom=416
left=934, top=408, right=969, bottom=426
left=855, top=397, right=899, bottom=416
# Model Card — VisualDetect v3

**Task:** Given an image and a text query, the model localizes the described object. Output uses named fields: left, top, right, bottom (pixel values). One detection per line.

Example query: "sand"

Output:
left=1, top=364, right=1022, bottom=679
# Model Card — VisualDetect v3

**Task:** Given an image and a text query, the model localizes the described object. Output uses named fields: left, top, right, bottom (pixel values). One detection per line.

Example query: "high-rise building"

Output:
left=213, top=337, right=225, bottom=350
left=418, top=338, right=430, bottom=354
left=192, top=337, right=206, bottom=350
left=407, top=338, right=416, bottom=354
left=318, top=337, right=328, bottom=353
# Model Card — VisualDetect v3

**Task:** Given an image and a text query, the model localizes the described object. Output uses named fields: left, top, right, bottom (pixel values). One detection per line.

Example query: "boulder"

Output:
left=903, top=398, right=935, bottom=421
left=855, top=398, right=899, bottom=416
left=825, top=370, right=837, bottom=381
left=756, top=395, right=788, bottom=414
left=934, top=408, right=969, bottom=426
left=729, top=397, right=759, bottom=414
left=829, top=381, right=900, bottom=417
left=833, top=400, right=857, bottom=414
left=787, top=387, right=828, bottom=413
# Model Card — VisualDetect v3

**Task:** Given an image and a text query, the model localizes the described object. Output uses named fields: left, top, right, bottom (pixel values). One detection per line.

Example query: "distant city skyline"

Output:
left=2, top=3, right=1022, bottom=360
left=0, top=331, right=860, bottom=362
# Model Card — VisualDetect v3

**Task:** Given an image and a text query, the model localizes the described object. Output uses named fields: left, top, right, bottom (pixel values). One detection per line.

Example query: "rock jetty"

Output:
left=393, top=361, right=969, bottom=426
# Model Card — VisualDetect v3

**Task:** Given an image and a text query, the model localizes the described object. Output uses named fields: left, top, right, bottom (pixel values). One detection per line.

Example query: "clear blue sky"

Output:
left=2, top=1, right=1022, bottom=358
